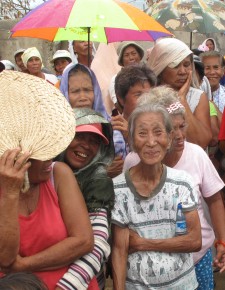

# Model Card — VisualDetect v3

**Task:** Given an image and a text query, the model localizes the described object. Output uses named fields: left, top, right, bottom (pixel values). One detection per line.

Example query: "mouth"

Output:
left=74, top=151, right=88, bottom=159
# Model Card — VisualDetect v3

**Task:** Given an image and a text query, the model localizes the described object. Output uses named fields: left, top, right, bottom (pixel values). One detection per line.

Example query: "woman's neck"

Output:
left=130, top=162, right=164, bottom=197
left=163, top=149, right=182, bottom=168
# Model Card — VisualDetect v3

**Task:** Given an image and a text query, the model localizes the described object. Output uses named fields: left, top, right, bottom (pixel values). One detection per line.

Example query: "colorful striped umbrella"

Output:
left=11, top=0, right=172, bottom=42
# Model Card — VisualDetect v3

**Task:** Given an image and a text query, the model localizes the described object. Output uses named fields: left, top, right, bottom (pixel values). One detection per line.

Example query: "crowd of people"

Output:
left=0, top=36, right=225, bottom=290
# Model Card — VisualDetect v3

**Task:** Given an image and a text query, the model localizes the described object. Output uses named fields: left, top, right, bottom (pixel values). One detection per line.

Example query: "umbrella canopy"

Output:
left=147, top=0, right=225, bottom=34
left=11, top=0, right=172, bottom=42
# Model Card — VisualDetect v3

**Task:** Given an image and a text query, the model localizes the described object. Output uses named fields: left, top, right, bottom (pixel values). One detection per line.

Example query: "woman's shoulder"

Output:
left=113, top=172, right=126, bottom=186
left=166, top=166, right=194, bottom=185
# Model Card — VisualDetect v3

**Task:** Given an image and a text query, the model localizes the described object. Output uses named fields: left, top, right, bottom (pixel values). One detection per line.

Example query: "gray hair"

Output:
left=128, top=101, right=173, bottom=151
left=200, top=51, right=225, bottom=67
left=138, top=86, right=185, bottom=117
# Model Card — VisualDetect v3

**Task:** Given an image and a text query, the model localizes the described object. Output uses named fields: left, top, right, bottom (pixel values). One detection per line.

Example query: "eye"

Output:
left=138, top=131, right=147, bottom=137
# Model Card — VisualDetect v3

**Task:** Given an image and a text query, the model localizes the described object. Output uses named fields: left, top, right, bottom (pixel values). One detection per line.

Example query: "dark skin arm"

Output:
left=112, top=225, right=129, bottom=290
left=179, top=71, right=212, bottom=149
left=205, top=192, right=225, bottom=272
left=129, top=210, right=201, bottom=254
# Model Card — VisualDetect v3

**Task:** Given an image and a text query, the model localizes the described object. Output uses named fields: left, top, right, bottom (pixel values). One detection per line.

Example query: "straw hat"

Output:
left=0, top=70, right=76, bottom=191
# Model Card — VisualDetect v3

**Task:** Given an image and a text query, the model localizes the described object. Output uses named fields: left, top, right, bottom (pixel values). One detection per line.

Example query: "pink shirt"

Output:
left=124, top=142, right=224, bottom=263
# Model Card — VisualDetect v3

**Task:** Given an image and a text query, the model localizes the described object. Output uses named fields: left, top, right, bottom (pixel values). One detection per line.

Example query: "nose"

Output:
left=146, top=133, right=157, bottom=147
left=178, top=65, right=187, bottom=74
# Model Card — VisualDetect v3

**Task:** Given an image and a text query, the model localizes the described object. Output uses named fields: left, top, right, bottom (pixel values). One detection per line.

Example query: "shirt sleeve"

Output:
left=111, top=187, right=130, bottom=228
left=56, top=209, right=110, bottom=290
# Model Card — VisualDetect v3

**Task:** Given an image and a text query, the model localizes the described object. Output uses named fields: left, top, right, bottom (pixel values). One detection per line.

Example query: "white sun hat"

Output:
left=50, top=50, right=72, bottom=64
left=0, top=70, right=76, bottom=191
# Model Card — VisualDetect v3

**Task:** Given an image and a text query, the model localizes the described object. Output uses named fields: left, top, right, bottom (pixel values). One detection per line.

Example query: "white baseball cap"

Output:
left=50, top=50, right=72, bottom=64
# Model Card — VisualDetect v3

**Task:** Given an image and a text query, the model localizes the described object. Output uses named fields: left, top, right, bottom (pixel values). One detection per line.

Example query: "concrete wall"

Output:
left=0, top=19, right=225, bottom=72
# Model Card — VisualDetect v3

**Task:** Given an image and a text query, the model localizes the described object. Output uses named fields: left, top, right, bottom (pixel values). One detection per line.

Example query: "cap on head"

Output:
left=50, top=50, right=72, bottom=64
left=117, top=41, right=144, bottom=66
left=14, top=48, right=26, bottom=59
left=0, top=60, right=15, bottom=70
left=76, top=123, right=109, bottom=145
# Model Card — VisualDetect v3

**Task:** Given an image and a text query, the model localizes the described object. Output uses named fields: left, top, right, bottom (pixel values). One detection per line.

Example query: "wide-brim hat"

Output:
left=50, top=50, right=72, bottom=64
left=0, top=70, right=76, bottom=191
left=76, top=124, right=109, bottom=145
left=117, top=41, right=144, bottom=66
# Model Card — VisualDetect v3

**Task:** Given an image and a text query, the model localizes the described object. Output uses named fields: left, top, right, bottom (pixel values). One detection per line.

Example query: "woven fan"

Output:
left=0, top=70, right=76, bottom=191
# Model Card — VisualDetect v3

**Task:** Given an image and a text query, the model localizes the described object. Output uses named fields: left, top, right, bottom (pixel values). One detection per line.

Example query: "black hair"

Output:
left=115, top=64, right=157, bottom=101
left=0, top=272, right=47, bottom=290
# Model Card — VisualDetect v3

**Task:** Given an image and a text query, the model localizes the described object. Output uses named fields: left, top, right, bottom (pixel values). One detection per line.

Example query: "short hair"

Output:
left=0, top=272, right=48, bottom=290
left=200, top=51, right=224, bottom=67
left=128, top=87, right=175, bottom=151
left=115, top=64, right=157, bottom=101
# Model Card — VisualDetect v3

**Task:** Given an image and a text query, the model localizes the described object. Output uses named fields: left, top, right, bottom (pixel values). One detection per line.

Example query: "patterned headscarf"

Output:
left=60, top=63, right=109, bottom=120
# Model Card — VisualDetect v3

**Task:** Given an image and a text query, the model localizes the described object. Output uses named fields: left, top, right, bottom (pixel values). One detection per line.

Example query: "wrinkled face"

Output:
left=171, top=114, right=187, bottom=153
left=133, top=112, right=171, bottom=165
left=119, top=81, right=151, bottom=120
left=206, top=40, right=215, bottom=51
left=65, top=132, right=101, bottom=169
left=160, top=56, right=192, bottom=90
left=26, top=56, right=42, bottom=74
left=54, top=58, right=70, bottom=75
left=203, top=56, right=224, bottom=91
left=122, top=45, right=142, bottom=67
left=28, top=159, right=53, bottom=184
left=68, top=71, right=94, bottom=108
left=15, top=53, right=27, bottom=72
left=73, top=41, right=93, bottom=57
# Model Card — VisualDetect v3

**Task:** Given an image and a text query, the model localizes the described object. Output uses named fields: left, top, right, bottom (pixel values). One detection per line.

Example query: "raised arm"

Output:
left=5, top=162, right=94, bottom=272
left=111, top=224, right=129, bottom=290
left=179, top=72, right=212, bottom=149
left=0, top=149, right=31, bottom=267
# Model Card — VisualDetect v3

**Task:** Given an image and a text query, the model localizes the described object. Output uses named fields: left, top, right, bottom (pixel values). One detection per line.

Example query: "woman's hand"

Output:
left=111, top=115, right=128, bottom=142
left=0, top=149, right=31, bottom=196
left=214, top=246, right=225, bottom=273
left=178, top=70, right=192, bottom=104
left=0, top=255, right=27, bottom=273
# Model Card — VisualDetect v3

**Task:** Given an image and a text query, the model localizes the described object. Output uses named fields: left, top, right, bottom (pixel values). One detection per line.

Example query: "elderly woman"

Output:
left=148, top=37, right=212, bottom=149
left=56, top=108, right=114, bottom=290
left=60, top=63, right=109, bottom=120
left=111, top=87, right=201, bottom=290
left=124, top=86, right=225, bottom=289
left=22, top=47, right=58, bottom=85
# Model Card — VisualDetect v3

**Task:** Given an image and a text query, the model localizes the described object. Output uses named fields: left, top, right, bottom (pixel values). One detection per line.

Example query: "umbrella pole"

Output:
left=190, top=32, right=192, bottom=50
left=88, top=27, right=90, bottom=67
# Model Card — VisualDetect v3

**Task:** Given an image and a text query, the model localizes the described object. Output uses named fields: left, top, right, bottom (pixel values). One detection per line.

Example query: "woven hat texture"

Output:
left=0, top=70, right=76, bottom=161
